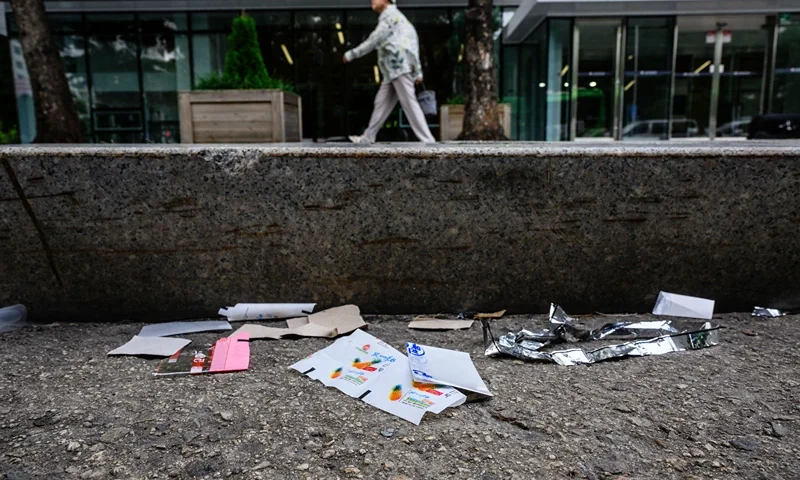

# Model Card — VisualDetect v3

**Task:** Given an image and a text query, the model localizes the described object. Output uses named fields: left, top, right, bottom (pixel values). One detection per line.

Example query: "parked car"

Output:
left=748, top=114, right=800, bottom=139
left=713, top=118, right=751, bottom=137
left=622, top=119, right=699, bottom=139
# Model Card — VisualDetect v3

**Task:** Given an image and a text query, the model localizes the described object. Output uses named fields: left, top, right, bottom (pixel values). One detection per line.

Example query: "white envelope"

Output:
left=405, top=343, right=493, bottom=397
left=652, top=292, right=715, bottom=320
left=138, top=320, right=232, bottom=337
left=108, top=336, right=191, bottom=357
left=218, top=303, right=316, bottom=321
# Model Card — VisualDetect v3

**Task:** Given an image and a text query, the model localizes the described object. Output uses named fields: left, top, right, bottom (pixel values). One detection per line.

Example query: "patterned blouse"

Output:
left=344, top=5, right=422, bottom=84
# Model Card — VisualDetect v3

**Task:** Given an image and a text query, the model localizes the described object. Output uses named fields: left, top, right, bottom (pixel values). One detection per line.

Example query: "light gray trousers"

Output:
left=361, top=73, right=436, bottom=143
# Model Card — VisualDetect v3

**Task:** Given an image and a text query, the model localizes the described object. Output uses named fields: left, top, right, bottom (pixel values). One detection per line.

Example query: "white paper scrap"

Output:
left=218, top=303, right=316, bottom=321
left=291, top=330, right=466, bottom=424
left=138, top=320, right=232, bottom=337
left=406, top=343, right=493, bottom=397
left=108, top=336, right=191, bottom=357
left=652, top=292, right=715, bottom=320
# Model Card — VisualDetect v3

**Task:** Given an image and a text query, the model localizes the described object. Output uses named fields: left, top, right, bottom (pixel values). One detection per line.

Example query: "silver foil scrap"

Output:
left=482, top=304, right=721, bottom=366
left=752, top=306, right=799, bottom=318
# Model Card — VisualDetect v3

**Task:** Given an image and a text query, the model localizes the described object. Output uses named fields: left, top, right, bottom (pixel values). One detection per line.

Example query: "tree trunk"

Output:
left=457, top=0, right=506, bottom=141
left=9, top=0, right=84, bottom=143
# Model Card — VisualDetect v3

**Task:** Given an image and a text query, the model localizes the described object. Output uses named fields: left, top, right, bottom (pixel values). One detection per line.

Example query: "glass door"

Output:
left=716, top=17, right=770, bottom=137
left=572, top=19, right=622, bottom=139
left=673, top=17, right=716, bottom=138
left=674, top=16, right=770, bottom=139
left=622, top=18, right=674, bottom=140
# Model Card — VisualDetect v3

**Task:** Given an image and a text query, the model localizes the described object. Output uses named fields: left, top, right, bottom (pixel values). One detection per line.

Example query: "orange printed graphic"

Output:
left=330, top=367, right=343, bottom=379
left=352, top=357, right=381, bottom=372
left=412, top=381, right=445, bottom=396
left=389, top=385, right=403, bottom=401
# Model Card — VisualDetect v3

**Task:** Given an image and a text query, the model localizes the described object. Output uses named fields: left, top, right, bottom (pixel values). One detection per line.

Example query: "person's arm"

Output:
left=344, top=18, right=392, bottom=62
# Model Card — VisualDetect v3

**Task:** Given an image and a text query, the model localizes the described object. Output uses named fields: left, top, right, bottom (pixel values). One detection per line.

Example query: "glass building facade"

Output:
left=505, top=8, right=800, bottom=141
left=1, top=1, right=799, bottom=143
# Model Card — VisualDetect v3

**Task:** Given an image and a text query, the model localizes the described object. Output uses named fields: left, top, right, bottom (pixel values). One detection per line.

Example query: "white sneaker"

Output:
left=349, top=135, right=367, bottom=144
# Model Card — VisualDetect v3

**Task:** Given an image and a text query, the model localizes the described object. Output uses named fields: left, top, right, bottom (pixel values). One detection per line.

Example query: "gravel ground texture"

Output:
left=1, top=312, right=798, bottom=480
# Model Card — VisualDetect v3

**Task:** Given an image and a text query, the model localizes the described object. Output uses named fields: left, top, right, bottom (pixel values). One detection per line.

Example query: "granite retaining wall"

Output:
left=1, top=144, right=798, bottom=321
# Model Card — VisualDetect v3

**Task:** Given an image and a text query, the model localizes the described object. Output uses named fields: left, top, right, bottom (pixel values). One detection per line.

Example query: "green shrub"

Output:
left=196, top=14, right=294, bottom=92
left=0, top=122, right=19, bottom=144
left=446, top=95, right=465, bottom=105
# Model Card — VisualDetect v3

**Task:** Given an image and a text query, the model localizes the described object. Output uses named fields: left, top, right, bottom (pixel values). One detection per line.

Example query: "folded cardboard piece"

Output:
left=652, top=292, right=715, bottom=320
left=108, top=336, right=192, bottom=357
left=218, top=303, right=316, bottom=321
left=291, top=329, right=466, bottom=425
left=406, top=343, right=492, bottom=398
left=474, top=310, right=507, bottom=319
left=231, top=305, right=366, bottom=340
left=155, top=333, right=251, bottom=376
left=138, top=320, right=232, bottom=337
left=407, top=318, right=474, bottom=330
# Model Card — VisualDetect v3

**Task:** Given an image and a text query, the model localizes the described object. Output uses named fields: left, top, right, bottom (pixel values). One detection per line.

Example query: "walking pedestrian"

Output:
left=343, top=0, right=436, bottom=144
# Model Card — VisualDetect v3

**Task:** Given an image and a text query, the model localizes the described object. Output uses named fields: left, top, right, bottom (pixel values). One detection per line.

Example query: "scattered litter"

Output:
left=407, top=318, right=474, bottom=330
left=107, top=336, right=191, bottom=357
left=406, top=343, right=492, bottom=398
left=0, top=304, right=28, bottom=333
left=232, top=305, right=365, bottom=340
left=218, top=303, right=316, bottom=321
left=752, top=306, right=799, bottom=318
left=474, top=310, right=506, bottom=319
left=456, top=312, right=475, bottom=320
left=138, top=320, right=232, bottom=337
left=155, top=333, right=250, bottom=376
left=652, top=292, right=714, bottom=319
left=291, top=329, right=466, bottom=424
left=482, top=304, right=721, bottom=366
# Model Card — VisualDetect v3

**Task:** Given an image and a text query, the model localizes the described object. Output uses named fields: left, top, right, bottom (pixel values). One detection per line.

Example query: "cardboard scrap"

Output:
left=474, top=310, right=507, bottom=319
left=291, top=329, right=466, bottom=425
left=231, top=305, right=366, bottom=340
left=406, top=342, right=493, bottom=398
left=138, top=320, right=232, bottom=337
left=407, top=318, right=474, bottom=330
left=155, top=333, right=251, bottom=376
left=218, top=303, right=316, bottom=321
left=652, top=292, right=715, bottom=320
left=108, top=336, right=191, bottom=357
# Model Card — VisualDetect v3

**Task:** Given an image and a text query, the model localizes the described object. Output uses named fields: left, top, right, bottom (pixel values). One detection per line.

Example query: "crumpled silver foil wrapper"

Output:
left=482, top=304, right=721, bottom=366
left=752, top=306, right=798, bottom=318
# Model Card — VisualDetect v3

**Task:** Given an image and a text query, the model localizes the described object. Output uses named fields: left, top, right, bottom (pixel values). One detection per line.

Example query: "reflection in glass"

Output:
left=141, top=34, right=190, bottom=143
left=57, top=35, right=91, bottom=137
left=547, top=19, right=572, bottom=141
left=773, top=14, right=800, bottom=115
left=192, top=33, right=227, bottom=85
left=502, top=45, right=520, bottom=139
left=716, top=17, right=768, bottom=137
left=673, top=17, right=716, bottom=137
left=575, top=19, right=619, bottom=138
left=88, top=33, right=142, bottom=141
left=622, top=18, right=673, bottom=140
left=517, top=24, right=547, bottom=140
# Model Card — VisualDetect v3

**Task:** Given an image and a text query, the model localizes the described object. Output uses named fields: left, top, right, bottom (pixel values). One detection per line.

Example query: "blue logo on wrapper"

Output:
left=412, top=369, right=434, bottom=380
left=406, top=343, right=426, bottom=357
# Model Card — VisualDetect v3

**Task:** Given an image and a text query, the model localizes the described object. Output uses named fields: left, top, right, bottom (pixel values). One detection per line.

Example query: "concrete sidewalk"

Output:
left=1, top=313, right=798, bottom=479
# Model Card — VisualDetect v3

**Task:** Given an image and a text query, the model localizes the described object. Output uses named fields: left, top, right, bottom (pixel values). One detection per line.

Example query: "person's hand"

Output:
left=343, top=55, right=349, bottom=64
left=414, top=76, right=423, bottom=85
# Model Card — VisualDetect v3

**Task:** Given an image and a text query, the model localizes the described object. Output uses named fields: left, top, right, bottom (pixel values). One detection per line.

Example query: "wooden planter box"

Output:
left=179, top=89, right=302, bottom=143
left=439, top=104, right=512, bottom=141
